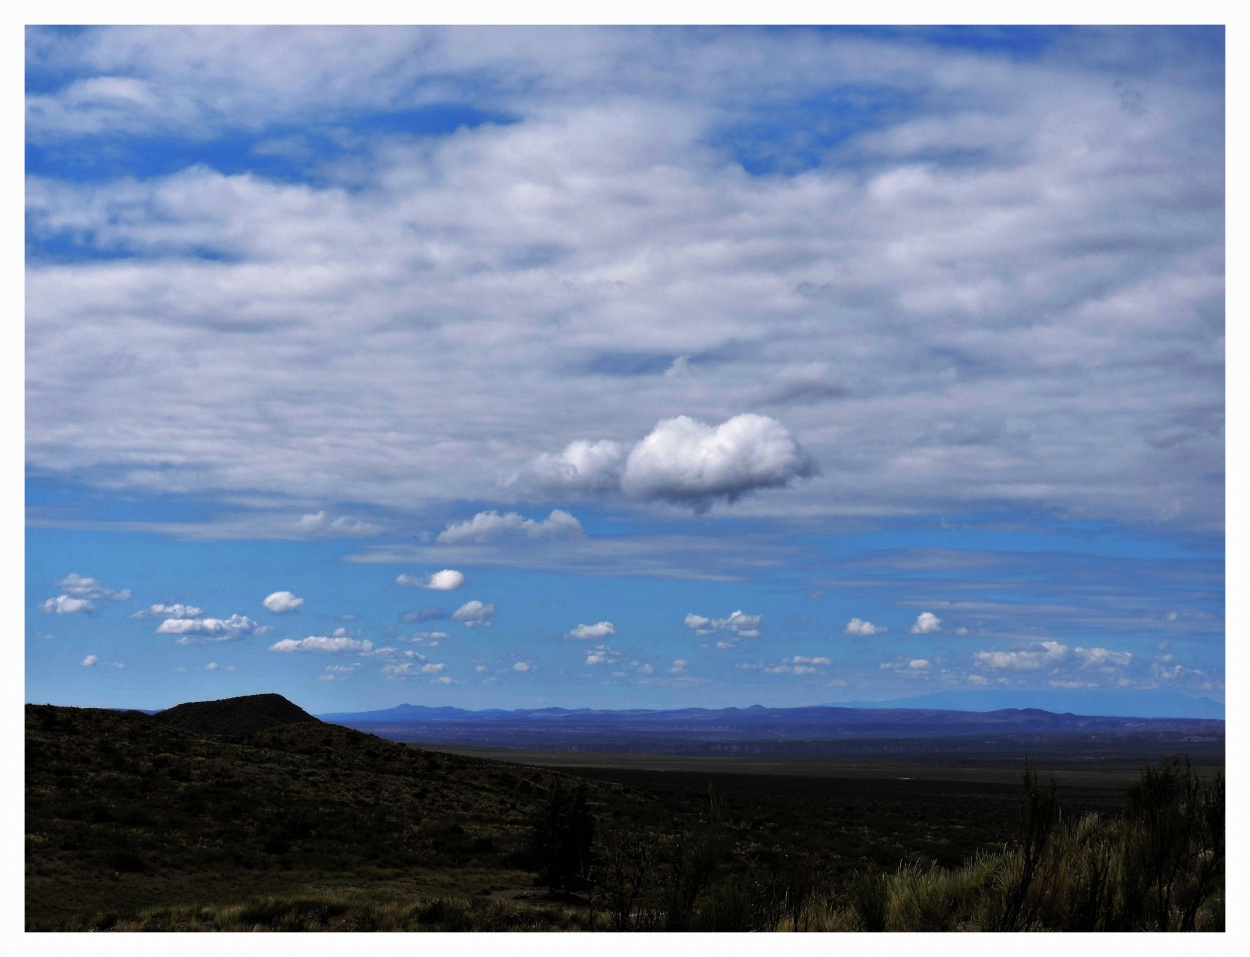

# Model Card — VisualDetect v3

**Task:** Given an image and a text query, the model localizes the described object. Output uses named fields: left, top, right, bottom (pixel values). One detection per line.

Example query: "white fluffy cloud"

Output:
left=513, top=661, right=533, bottom=672
left=845, top=618, right=886, bottom=636
left=397, top=569, right=466, bottom=590
left=270, top=633, right=374, bottom=653
left=524, top=415, right=816, bottom=511
left=620, top=414, right=817, bottom=510
left=910, top=612, right=942, bottom=634
left=57, top=573, right=131, bottom=601
left=975, top=641, right=1069, bottom=671
left=382, top=660, right=445, bottom=676
left=585, top=644, right=620, bottom=666
left=566, top=621, right=615, bottom=640
left=452, top=600, right=495, bottom=627
left=157, top=613, right=258, bottom=642
left=684, top=610, right=762, bottom=639
left=437, top=510, right=582, bottom=544
left=40, top=595, right=94, bottom=614
left=81, top=654, right=97, bottom=666
left=262, top=590, right=304, bottom=613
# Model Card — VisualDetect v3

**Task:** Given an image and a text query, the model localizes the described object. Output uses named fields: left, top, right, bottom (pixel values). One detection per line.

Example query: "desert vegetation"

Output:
left=26, top=699, right=1222, bottom=932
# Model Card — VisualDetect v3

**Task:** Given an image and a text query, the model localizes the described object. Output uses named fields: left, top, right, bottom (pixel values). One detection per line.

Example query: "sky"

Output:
left=22, top=23, right=1228, bottom=717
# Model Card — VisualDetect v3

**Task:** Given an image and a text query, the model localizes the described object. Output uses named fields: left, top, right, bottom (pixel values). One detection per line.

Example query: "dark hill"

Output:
left=154, top=692, right=321, bottom=735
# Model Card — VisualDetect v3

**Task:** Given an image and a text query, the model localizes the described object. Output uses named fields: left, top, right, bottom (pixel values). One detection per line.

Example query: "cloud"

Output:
left=24, top=28, right=1223, bottom=543
left=156, top=613, right=258, bottom=641
left=513, top=661, right=533, bottom=672
left=684, top=609, right=762, bottom=639
left=399, top=607, right=447, bottom=623
left=566, top=621, right=615, bottom=640
left=585, top=644, right=620, bottom=666
left=382, top=660, right=446, bottom=676
left=452, top=600, right=495, bottom=627
left=669, top=659, right=688, bottom=673
left=621, top=414, right=818, bottom=510
left=764, top=655, right=832, bottom=675
left=270, top=633, right=374, bottom=653
left=81, top=655, right=97, bottom=666
left=437, top=510, right=583, bottom=544
left=131, top=603, right=203, bottom=619
left=974, top=640, right=1070, bottom=671
left=845, top=617, right=886, bottom=636
left=521, top=440, right=627, bottom=493
left=910, top=612, right=942, bottom=634
left=293, top=511, right=382, bottom=537
left=1075, top=646, right=1133, bottom=669
left=523, top=415, right=817, bottom=511
left=40, top=595, right=94, bottom=614
left=262, top=590, right=304, bottom=613
left=397, top=569, right=466, bottom=590
left=56, top=573, right=131, bottom=601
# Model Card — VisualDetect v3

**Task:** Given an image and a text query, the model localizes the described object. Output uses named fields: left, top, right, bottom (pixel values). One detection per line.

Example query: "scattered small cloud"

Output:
left=452, top=600, right=495, bottom=627
left=974, top=640, right=1068, bottom=671
left=513, top=661, right=533, bottom=672
left=81, top=654, right=97, bottom=667
left=669, top=659, right=688, bottom=673
left=566, top=621, right=615, bottom=640
left=262, top=590, right=304, bottom=614
left=400, top=606, right=447, bottom=623
left=40, top=595, right=94, bottom=614
left=57, top=573, right=131, bottom=601
left=157, top=613, right=258, bottom=642
left=382, top=660, right=446, bottom=677
left=294, top=511, right=382, bottom=538
left=845, top=617, right=886, bottom=636
left=684, top=610, right=762, bottom=641
left=437, top=510, right=583, bottom=544
left=269, top=632, right=374, bottom=653
left=131, top=603, right=203, bottom=619
left=764, top=655, right=833, bottom=675
left=397, top=569, right=466, bottom=591
left=910, top=612, right=942, bottom=634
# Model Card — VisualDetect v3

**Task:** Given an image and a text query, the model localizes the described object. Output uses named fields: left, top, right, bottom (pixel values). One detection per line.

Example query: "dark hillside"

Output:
left=154, top=693, right=321, bottom=735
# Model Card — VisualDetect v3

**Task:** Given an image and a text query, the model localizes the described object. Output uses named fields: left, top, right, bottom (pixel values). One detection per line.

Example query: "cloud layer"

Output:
left=24, top=27, right=1223, bottom=539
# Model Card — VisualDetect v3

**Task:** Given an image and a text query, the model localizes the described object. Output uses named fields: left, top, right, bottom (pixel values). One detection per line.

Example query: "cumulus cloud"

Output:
left=845, top=618, right=886, bottom=636
left=262, top=590, right=304, bottom=613
left=764, top=654, right=833, bottom=675
left=437, top=510, right=583, bottom=544
left=452, top=600, right=495, bottom=627
left=621, top=414, right=817, bottom=509
left=81, top=654, right=97, bottom=666
left=40, top=595, right=94, bottom=614
left=397, top=569, right=466, bottom=590
left=521, top=440, right=627, bottom=493
left=293, top=511, right=382, bottom=537
left=513, top=661, right=533, bottom=672
left=566, top=621, right=615, bottom=640
left=57, top=573, right=131, bottom=601
left=131, top=603, right=203, bottom=619
left=1075, top=646, right=1133, bottom=669
left=910, top=612, right=942, bottom=634
left=270, top=633, right=374, bottom=653
left=525, top=415, right=817, bottom=511
left=684, top=610, right=762, bottom=639
left=157, top=613, right=257, bottom=641
left=669, top=659, right=688, bottom=673
left=585, top=644, right=620, bottom=666
left=974, top=640, right=1069, bottom=671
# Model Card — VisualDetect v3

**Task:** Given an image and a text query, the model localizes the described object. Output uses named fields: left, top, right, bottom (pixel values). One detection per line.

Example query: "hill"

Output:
left=154, top=692, right=321, bottom=734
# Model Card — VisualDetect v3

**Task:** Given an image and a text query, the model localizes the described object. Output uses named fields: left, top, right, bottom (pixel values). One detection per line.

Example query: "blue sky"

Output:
left=23, top=25, right=1226, bottom=716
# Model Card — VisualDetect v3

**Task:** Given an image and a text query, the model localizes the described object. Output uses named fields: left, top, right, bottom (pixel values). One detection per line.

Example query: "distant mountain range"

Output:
left=824, top=689, right=1224, bottom=720
left=317, top=700, right=1224, bottom=758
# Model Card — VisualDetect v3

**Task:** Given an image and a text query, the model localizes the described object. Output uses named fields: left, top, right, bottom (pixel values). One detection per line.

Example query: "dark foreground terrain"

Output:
left=26, top=694, right=1224, bottom=931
